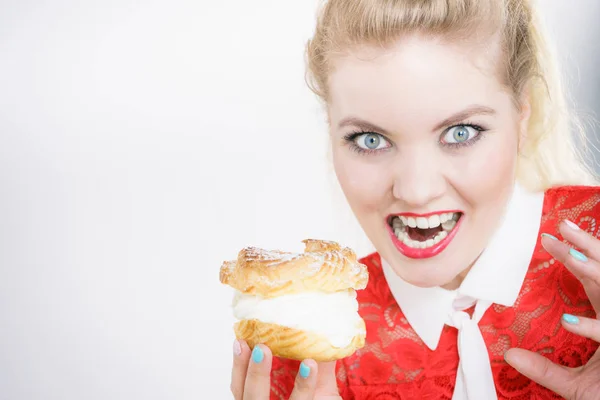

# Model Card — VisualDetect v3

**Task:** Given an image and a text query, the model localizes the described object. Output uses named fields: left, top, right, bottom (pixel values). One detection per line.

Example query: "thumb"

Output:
left=504, top=348, right=576, bottom=399
left=314, top=361, right=340, bottom=397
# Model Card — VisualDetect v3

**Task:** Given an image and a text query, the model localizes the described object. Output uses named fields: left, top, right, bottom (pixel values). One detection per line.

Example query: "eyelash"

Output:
left=342, top=130, right=390, bottom=155
left=443, top=122, right=487, bottom=149
left=342, top=122, right=488, bottom=155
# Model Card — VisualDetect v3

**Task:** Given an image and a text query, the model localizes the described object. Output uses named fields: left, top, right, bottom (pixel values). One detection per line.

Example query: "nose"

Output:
left=391, top=148, right=446, bottom=208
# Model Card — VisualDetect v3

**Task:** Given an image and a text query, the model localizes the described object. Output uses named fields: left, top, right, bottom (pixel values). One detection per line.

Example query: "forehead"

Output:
left=327, top=35, right=508, bottom=124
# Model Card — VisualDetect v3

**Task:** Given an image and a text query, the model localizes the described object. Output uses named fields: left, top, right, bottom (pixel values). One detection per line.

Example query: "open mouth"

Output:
left=387, top=212, right=463, bottom=258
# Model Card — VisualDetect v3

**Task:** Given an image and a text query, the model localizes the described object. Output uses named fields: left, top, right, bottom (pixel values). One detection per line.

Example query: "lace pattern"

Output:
left=270, top=186, right=600, bottom=399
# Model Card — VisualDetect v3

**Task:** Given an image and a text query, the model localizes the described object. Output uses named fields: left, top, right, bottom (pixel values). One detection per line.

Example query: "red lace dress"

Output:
left=270, top=186, right=600, bottom=399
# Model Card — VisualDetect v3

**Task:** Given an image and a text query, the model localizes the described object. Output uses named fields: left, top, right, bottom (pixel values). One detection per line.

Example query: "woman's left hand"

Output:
left=505, top=219, right=600, bottom=399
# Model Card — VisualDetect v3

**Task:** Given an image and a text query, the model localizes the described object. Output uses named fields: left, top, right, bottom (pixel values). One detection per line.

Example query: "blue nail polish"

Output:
left=299, top=362, right=310, bottom=378
left=562, top=314, right=580, bottom=324
left=251, top=346, right=264, bottom=363
left=569, top=248, right=588, bottom=262
left=541, top=233, right=558, bottom=241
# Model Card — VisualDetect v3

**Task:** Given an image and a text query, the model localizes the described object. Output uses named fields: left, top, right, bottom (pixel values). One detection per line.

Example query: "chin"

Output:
left=386, top=254, right=465, bottom=288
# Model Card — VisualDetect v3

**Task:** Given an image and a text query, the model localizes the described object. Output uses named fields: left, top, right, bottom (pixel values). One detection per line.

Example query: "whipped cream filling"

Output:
left=232, top=290, right=364, bottom=348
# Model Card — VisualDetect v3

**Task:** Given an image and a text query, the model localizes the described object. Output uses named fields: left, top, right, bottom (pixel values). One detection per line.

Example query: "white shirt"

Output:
left=381, top=183, right=545, bottom=400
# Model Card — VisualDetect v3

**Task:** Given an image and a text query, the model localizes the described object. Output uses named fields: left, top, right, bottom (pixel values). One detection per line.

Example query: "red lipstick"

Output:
left=387, top=211, right=463, bottom=259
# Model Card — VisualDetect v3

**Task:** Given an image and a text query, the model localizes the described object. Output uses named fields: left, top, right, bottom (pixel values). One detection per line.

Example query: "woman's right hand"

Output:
left=231, top=340, right=342, bottom=400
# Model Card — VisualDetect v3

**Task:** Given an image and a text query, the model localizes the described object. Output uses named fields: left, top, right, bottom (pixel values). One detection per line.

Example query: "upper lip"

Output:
left=388, top=210, right=463, bottom=218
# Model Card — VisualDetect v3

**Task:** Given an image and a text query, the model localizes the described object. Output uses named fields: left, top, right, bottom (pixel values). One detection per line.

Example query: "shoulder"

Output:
left=543, top=185, right=600, bottom=211
left=358, top=253, right=387, bottom=290
left=542, top=185, right=600, bottom=223
left=358, top=251, right=381, bottom=270
left=356, top=252, right=403, bottom=316
left=544, top=185, right=600, bottom=198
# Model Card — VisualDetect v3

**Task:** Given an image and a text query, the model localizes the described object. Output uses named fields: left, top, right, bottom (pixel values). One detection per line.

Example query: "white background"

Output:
left=0, top=1, right=598, bottom=399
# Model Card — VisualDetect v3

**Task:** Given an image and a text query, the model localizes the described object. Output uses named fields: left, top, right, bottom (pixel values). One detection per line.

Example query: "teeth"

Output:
left=442, top=219, right=456, bottom=230
left=396, top=213, right=458, bottom=229
left=391, top=213, right=460, bottom=248
left=443, top=213, right=456, bottom=223
left=416, top=217, right=428, bottom=229
left=396, top=229, right=449, bottom=249
left=392, top=213, right=460, bottom=229
left=428, top=215, right=441, bottom=228
left=435, top=230, right=448, bottom=243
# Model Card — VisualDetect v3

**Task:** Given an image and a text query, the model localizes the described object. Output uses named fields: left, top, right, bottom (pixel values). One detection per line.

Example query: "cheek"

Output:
left=453, top=133, right=519, bottom=202
left=332, top=151, right=390, bottom=213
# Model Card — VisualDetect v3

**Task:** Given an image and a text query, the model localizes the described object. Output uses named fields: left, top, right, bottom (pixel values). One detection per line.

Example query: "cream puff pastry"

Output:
left=220, top=239, right=368, bottom=361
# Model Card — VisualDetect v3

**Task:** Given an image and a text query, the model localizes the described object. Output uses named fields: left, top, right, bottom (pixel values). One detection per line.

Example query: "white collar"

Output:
left=382, top=183, right=545, bottom=350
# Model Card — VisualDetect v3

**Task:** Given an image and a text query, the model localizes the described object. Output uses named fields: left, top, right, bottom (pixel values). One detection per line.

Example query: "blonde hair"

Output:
left=306, top=0, right=598, bottom=191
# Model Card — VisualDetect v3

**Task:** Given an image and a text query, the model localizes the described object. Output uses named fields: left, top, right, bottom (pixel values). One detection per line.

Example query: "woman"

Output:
left=231, top=0, right=600, bottom=399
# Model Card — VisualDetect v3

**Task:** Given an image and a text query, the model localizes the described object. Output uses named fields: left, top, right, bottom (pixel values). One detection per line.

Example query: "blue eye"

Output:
left=442, top=125, right=480, bottom=145
left=355, top=133, right=390, bottom=150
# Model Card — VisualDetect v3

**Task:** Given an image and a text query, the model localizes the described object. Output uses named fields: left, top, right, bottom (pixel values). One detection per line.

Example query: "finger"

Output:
left=559, top=221, right=600, bottom=306
left=540, top=233, right=570, bottom=264
left=243, top=344, right=273, bottom=400
left=231, top=339, right=251, bottom=400
left=541, top=232, right=600, bottom=285
left=559, top=220, right=600, bottom=262
left=289, top=360, right=318, bottom=399
left=504, top=348, right=576, bottom=399
left=561, top=314, right=600, bottom=342
left=541, top=232, right=600, bottom=315
left=314, top=361, right=340, bottom=396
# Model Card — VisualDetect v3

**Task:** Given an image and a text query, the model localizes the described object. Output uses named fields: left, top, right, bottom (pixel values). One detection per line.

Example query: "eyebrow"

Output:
left=433, top=105, right=496, bottom=131
left=337, top=117, right=390, bottom=135
left=337, top=105, right=496, bottom=135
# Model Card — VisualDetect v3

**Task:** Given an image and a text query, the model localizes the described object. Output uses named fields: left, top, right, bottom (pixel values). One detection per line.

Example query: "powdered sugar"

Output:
left=243, top=247, right=302, bottom=267
left=230, top=241, right=368, bottom=289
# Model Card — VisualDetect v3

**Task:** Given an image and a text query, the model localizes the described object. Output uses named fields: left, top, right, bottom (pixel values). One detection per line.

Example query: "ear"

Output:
left=517, top=88, right=532, bottom=152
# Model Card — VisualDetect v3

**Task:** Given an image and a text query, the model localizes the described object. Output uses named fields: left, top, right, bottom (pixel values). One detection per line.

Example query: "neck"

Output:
left=441, top=263, right=474, bottom=290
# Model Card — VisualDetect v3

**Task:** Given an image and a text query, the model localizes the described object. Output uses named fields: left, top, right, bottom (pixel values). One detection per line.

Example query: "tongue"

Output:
left=408, top=226, right=442, bottom=241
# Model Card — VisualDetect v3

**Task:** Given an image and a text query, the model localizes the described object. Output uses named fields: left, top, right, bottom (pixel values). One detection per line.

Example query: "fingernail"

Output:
left=233, top=340, right=242, bottom=357
left=569, top=248, right=588, bottom=262
left=565, top=220, right=580, bottom=231
left=541, top=233, right=558, bottom=241
left=251, top=346, right=264, bottom=364
left=562, top=313, right=580, bottom=324
left=299, top=362, right=311, bottom=378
